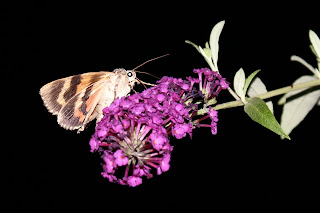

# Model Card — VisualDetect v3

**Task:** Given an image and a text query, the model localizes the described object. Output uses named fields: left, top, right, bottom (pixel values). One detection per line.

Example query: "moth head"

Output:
left=126, top=70, right=137, bottom=87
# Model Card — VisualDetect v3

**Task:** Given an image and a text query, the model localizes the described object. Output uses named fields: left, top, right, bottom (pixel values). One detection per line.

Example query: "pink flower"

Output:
left=101, top=173, right=117, bottom=182
left=208, top=107, right=218, bottom=121
left=127, top=176, right=142, bottom=187
left=220, top=78, right=229, bottom=89
left=120, top=99, right=134, bottom=109
left=133, top=165, right=152, bottom=178
left=156, top=93, right=166, bottom=102
left=111, top=119, right=123, bottom=133
left=97, top=126, right=107, bottom=138
left=211, top=120, right=218, bottom=135
left=160, top=154, right=171, bottom=173
left=172, top=123, right=192, bottom=139
left=131, top=104, right=145, bottom=115
left=175, top=103, right=185, bottom=115
left=121, top=119, right=130, bottom=129
left=114, top=150, right=128, bottom=166
left=89, top=137, right=99, bottom=153
left=150, top=133, right=167, bottom=151
left=103, top=154, right=115, bottom=174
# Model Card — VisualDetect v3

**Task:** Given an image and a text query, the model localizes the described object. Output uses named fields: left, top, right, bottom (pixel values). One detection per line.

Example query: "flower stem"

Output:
left=210, top=78, right=320, bottom=111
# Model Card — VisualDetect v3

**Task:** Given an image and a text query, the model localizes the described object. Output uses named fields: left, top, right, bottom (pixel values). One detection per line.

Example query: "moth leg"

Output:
left=77, top=125, right=85, bottom=134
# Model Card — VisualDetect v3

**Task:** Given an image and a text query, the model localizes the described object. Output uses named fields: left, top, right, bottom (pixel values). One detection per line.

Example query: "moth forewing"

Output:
left=57, top=78, right=108, bottom=132
left=40, top=72, right=114, bottom=131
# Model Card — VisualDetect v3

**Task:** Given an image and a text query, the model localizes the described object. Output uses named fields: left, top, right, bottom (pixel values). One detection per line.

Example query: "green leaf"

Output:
left=243, top=69, right=261, bottom=95
left=244, top=97, right=290, bottom=140
left=209, top=20, right=225, bottom=71
left=233, top=68, right=246, bottom=102
left=247, top=77, right=274, bottom=113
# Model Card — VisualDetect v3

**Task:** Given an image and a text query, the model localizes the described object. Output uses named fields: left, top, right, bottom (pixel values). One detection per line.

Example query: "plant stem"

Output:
left=212, top=78, right=320, bottom=111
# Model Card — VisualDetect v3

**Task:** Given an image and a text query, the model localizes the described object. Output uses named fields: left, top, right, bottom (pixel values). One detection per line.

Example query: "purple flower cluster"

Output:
left=89, top=68, right=229, bottom=186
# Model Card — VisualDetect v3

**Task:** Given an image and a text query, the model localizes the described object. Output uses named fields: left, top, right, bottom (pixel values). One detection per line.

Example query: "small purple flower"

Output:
left=133, top=165, right=152, bottom=178
left=89, top=137, right=99, bottom=153
left=96, top=126, right=107, bottom=139
left=181, top=83, right=189, bottom=90
left=160, top=154, right=171, bottom=172
left=220, top=78, right=229, bottom=89
left=156, top=93, right=166, bottom=102
left=150, top=132, right=168, bottom=150
left=210, top=120, right=218, bottom=135
left=103, top=153, right=115, bottom=174
left=111, top=119, right=123, bottom=133
left=151, top=115, right=163, bottom=125
left=186, top=77, right=200, bottom=91
left=174, top=103, right=185, bottom=115
left=114, top=150, right=129, bottom=166
left=120, top=99, right=134, bottom=109
left=121, top=119, right=130, bottom=129
left=172, top=123, right=191, bottom=139
left=203, top=68, right=214, bottom=76
left=127, top=176, right=143, bottom=187
left=208, top=107, right=218, bottom=121
left=131, top=104, right=145, bottom=115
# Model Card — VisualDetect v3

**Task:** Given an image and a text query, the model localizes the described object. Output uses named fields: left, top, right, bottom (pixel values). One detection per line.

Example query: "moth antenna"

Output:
left=132, top=53, right=170, bottom=71
left=135, top=70, right=160, bottom=79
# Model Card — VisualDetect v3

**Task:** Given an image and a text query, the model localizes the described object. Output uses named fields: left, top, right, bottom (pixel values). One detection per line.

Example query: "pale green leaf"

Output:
left=205, top=42, right=210, bottom=49
left=244, top=97, right=290, bottom=140
left=209, top=20, right=225, bottom=71
left=278, top=75, right=318, bottom=104
left=199, top=46, right=216, bottom=70
left=247, top=77, right=274, bottom=113
left=290, top=55, right=320, bottom=78
left=233, top=68, right=246, bottom=102
left=203, top=47, right=212, bottom=59
left=309, top=30, right=320, bottom=59
left=243, top=69, right=261, bottom=95
left=185, top=40, right=200, bottom=52
left=280, top=75, right=320, bottom=136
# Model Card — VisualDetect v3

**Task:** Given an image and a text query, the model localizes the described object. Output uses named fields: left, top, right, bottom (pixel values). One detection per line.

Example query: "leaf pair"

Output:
left=233, top=68, right=260, bottom=103
left=185, top=20, right=225, bottom=71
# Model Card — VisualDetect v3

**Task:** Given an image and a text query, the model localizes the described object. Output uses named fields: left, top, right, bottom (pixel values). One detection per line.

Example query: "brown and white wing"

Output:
left=40, top=72, right=113, bottom=132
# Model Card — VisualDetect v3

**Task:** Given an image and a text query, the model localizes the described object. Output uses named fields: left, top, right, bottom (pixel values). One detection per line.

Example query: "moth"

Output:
left=40, top=55, right=167, bottom=133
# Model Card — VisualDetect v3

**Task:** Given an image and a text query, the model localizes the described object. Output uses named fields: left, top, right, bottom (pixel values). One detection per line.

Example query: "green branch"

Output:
left=212, top=78, right=320, bottom=111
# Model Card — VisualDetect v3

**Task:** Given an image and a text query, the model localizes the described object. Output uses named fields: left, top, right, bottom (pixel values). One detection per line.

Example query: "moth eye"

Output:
left=127, top=71, right=133, bottom=78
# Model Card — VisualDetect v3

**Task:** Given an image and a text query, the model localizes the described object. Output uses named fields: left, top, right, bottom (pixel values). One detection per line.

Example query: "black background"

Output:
left=4, top=2, right=320, bottom=212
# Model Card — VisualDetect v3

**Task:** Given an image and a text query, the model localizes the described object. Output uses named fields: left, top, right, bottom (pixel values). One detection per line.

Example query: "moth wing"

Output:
left=57, top=79, right=108, bottom=131
left=40, top=72, right=110, bottom=115
left=40, top=72, right=113, bottom=131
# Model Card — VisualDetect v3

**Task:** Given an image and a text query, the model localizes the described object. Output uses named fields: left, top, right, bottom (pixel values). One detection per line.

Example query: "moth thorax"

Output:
left=113, top=68, right=127, bottom=75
